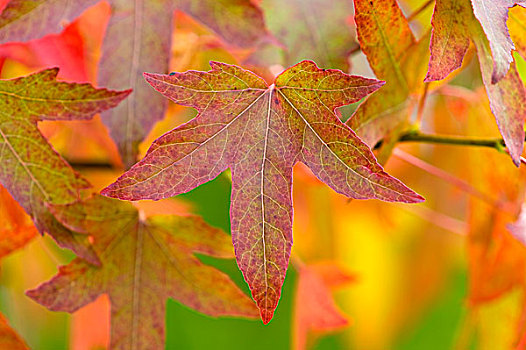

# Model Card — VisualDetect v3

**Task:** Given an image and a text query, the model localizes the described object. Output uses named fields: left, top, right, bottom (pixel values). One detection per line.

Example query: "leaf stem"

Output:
left=394, top=131, right=506, bottom=149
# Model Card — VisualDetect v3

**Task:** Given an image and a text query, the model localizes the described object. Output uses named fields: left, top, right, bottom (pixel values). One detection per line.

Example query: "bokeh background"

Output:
left=1, top=0, right=526, bottom=349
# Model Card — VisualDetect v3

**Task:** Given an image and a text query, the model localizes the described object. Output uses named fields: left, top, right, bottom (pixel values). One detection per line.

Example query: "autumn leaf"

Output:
left=293, top=262, right=354, bottom=350
left=257, top=0, right=355, bottom=70
left=470, top=0, right=526, bottom=83
left=0, top=68, right=130, bottom=264
left=102, top=60, right=424, bottom=323
left=0, top=314, right=27, bottom=350
left=0, top=0, right=268, bottom=167
left=0, top=184, right=36, bottom=258
left=427, top=0, right=526, bottom=166
left=27, top=195, right=258, bottom=350
left=0, top=0, right=98, bottom=43
left=96, top=0, right=268, bottom=167
left=346, top=0, right=428, bottom=147
left=425, top=0, right=472, bottom=82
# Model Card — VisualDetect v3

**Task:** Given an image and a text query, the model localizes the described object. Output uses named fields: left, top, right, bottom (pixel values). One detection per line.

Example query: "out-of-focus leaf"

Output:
left=425, top=0, right=472, bottom=82
left=426, top=0, right=526, bottom=166
left=0, top=0, right=98, bottom=44
left=293, top=262, right=354, bottom=350
left=258, top=0, right=354, bottom=70
left=470, top=0, right=526, bottom=83
left=347, top=0, right=428, bottom=147
left=0, top=0, right=268, bottom=168
left=102, top=60, right=423, bottom=323
left=99, top=0, right=268, bottom=168
left=27, top=195, right=258, bottom=350
left=0, top=184, right=36, bottom=258
left=0, top=313, right=28, bottom=350
left=0, top=68, right=130, bottom=263
left=470, top=19, right=526, bottom=166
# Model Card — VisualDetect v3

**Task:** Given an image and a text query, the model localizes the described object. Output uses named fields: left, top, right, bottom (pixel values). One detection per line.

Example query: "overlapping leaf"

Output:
left=0, top=68, right=129, bottom=263
left=0, top=0, right=267, bottom=167
left=470, top=0, right=526, bottom=83
left=426, top=0, right=526, bottom=165
left=102, top=60, right=424, bottom=323
left=27, top=195, right=258, bottom=350
left=0, top=0, right=98, bottom=43
left=0, top=313, right=27, bottom=350
left=0, top=184, right=36, bottom=258
left=346, top=0, right=429, bottom=147
left=257, top=0, right=355, bottom=70
left=293, top=262, right=354, bottom=350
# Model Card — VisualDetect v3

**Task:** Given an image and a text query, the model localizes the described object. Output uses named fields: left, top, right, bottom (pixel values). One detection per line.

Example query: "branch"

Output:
left=378, top=130, right=507, bottom=150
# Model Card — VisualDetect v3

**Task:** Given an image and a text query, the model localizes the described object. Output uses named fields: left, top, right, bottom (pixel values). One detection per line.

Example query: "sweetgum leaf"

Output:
left=0, top=0, right=98, bottom=43
left=293, top=262, right=354, bottom=350
left=470, top=0, right=526, bottom=83
left=0, top=314, right=27, bottom=350
left=0, top=0, right=268, bottom=168
left=27, top=195, right=258, bottom=350
left=427, top=0, right=526, bottom=166
left=425, top=0, right=472, bottom=82
left=98, top=0, right=267, bottom=168
left=0, top=184, right=36, bottom=259
left=469, top=15, right=526, bottom=166
left=346, top=0, right=420, bottom=147
left=259, top=0, right=355, bottom=70
left=102, top=60, right=424, bottom=323
left=0, top=68, right=130, bottom=264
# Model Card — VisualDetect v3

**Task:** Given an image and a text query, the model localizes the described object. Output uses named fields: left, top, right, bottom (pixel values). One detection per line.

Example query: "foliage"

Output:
left=0, top=0, right=526, bottom=349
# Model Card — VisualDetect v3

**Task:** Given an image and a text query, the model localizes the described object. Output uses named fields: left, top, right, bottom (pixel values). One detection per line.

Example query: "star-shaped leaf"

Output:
left=0, top=68, right=130, bottom=264
left=102, top=60, right=424, bottom=323
left=27, top=195, right=258, bottom=350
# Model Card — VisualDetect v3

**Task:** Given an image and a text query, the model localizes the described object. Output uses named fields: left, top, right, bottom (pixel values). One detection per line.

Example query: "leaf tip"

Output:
left=260, top=309, right=275, bottom=325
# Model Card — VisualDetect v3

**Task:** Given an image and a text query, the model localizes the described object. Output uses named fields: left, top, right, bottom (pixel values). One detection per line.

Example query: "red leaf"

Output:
left=425, top=0, right=472, bottom=82
left=470, top=0, right=526, bottom=83
left=0, top=0, right=98, bottom=43
left=27, top=195, right=258, bottom=350
left=98, top=0, right=268, bottom=167
left=102, top=60, right=423, bottom=323
left=293, top=262, right=355, bottom=350
left=471, top=22, right=526, bottom=166
left=346, top=0, right=423, bottom=147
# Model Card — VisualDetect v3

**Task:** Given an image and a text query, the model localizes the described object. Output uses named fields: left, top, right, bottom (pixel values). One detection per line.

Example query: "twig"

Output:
left=395, top=131, right=506, bottom=149
left=393, top=148, right=499, bottom=206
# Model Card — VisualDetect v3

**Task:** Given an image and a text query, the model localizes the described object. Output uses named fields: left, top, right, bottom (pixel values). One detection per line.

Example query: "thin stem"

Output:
left=396, top=131, right=506, bottom=149
left=393, top=149, right=499, bottom=206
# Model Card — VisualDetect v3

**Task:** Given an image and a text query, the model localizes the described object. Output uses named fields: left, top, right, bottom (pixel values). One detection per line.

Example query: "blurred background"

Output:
left=1, top=0, right=526, bottom=349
